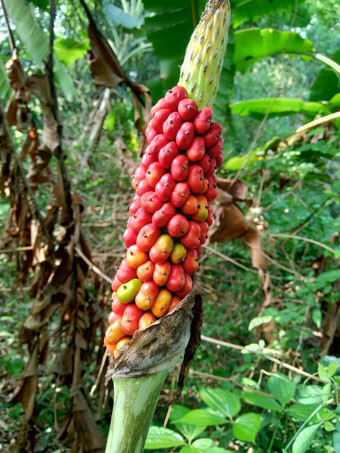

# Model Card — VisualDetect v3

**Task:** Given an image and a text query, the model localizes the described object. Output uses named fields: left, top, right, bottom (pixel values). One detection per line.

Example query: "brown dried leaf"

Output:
left=26, top=74, right=60, bottom=152
left=88, top=23, right=126, bottom=88
left=216, top=177, right=248, bottom=201
left=108, top=278, right=204, bottom=379
left=28, top=143, right=52, bottom=187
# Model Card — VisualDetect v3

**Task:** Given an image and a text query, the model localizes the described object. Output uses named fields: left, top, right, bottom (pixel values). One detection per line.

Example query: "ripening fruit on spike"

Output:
left=152, top=289, right=172, bottom=318
left=155, top=173, right=176, bottom=202
left=163, top=112, right=183, bottom=140
left=104, top=336, right=116, bottom=355
left=170, top=243, right=187, bottom=264
left=141, top=191, right=163, bottom=214
left=198, top=221, right=209, bottom=245
left=111, top=275, right=123, bottom=292
left=206, top=205, right=213, bottom=226
left=207, top=136, right=223, bottom=158
left=135, top=281, right=159, bottom=310
left=182, top=194, right=199, bottom=216
left=136, top=260, right=155, bottom=282
left=105, top=318, right=126, bottom=345
left=108, top=311, right=120, bottom=325
left=116, top=278, right=142, bottom=304
left=178, top=98, right=198, bottom=121
left=149, top=234, right=174, bottom=264
left=153, top=261, right=171, bottom=286
left=167, top=295, right=181, bottom=313
left=167, top=214, right=189, bottom=238
left=149, top=109, right=171, bottom=134
left=171, top=155, right=189, bottom=181
left=187, top=165, right=204, bottom=193
left=136, top=179, right=153, bottom=197
left=164, top=85, right=188, bottom=110
left=126, top=245, right=148, bottom=269
left=141, top=149, right=158, bottom=169
left=121, top=304, right=143, bottom=335
left=203, top=122, right=222, bottom=148
left=191, top=195, right=209, bottom=221
left=146, top=162, right=165, bottom=188
left=180, top=221, right=201, bottom=249
left=152, top=202, right=176, bottom=228
left=145, top=125, right=157, bottom=144
left=134, top=165, right=146, bottom=180
left=175, top=273, right=193, bottom=298
left=123, top=227, right=138, bottom=247
left=186, top=137, right=205, bottom=162
left=198, top=154, right=212, bottom=174
left=129, top=207, right=153, bottom=232
left=139, top=312, right=156, bottom=329
left=129, top=195, right=141, bottom=215
left=158, top=141, right=179, bottom=169
left=193, top=107, right=212, bottom=135
left=150, top=98, right=168, bottom=117
left=167, top=264, right=185, bottom=292
left=136, top=223, right=161, bottom=252
left=171, top=182, right=190, bottom=207
left=198, top=178, right=209, bottom=195
left=205, top=157, right=216, bottom=177
left=176, top=122, right=195, bottom=149
left=111, top=294, right=127, bottom=316
left=215, top=151, right=223, bottom=168
left=149, top=134, right=169, bottom=155
left=116, top=336, right=131, bottom=354
left=183, top=249, right=199, bottom=274
left=205, top=179, right=218, bottom=201
left=116, top=259, right=137, bottom=283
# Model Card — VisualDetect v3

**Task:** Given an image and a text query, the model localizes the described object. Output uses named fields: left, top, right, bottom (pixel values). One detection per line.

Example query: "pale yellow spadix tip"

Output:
left=178, top=0, right=230, bottom=110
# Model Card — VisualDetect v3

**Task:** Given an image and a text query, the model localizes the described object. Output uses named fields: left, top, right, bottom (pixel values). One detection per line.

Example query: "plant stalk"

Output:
left=105, top=370, right=168, bottom=453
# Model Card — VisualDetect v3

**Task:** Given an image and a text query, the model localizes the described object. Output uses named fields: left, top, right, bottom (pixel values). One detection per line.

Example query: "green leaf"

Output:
left=333, top=423, right=340, bottom=453
left=292, top=423, right=321, bottom=453
left=6, top=358, right=24, bottom=376
left=224, top=150, right=258, bottom=171
left=242, top=392, right=282, bottom=412
left=178, top=409, right=228, bottom=427
left=0, top=59, right=11, bottom=104
left=200, top=388, right=241, bottom=419
left=318, top=363, right=330, bottom=382
left=145, top=426, right=185, bottom=449
left=297, top=386, right=324, bottom=405
left=232, top=413, right=261, bottom=443
left=233, top=28, right=314, bottom=73
left=231, top=98, right=330, bottom=120
left=170, top=405, right=205, bottom=442
left=286, top=403, right=320, bottom=421
left=3, top=0, right=76, bottom=101
left=268, top=375, right=296, bottom=407
left=310, top=50, right=340, bottom=102
left=104, top=2, right=143, bottom=29
left=232, top=0, right=307, bottom=28
left=248, top=316, right=273, bottom=331
left=54, top=38, right=89, bottom=66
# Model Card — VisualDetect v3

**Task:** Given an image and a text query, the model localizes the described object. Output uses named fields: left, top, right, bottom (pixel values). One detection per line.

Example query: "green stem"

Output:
left=105, top=370, right=168, bottom=453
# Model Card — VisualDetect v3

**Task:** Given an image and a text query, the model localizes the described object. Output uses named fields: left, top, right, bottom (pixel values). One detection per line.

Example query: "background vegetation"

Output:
left=0, top=0, right=339, bottom=452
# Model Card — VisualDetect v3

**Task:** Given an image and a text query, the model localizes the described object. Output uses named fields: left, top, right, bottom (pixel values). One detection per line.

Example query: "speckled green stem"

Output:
left=105, top=370, right=168, bottom=453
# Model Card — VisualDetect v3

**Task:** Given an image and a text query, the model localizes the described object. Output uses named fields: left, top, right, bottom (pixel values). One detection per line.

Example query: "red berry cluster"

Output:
left=104, top=86, right=223, bottom=358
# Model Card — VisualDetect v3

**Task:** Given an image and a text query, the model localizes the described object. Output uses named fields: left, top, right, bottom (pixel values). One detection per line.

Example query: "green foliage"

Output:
left=233, top=28, right=314, bottom=73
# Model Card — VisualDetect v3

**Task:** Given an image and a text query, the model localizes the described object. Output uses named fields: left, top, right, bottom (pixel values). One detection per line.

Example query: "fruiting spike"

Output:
left=179, top=0, right=230, bottom=109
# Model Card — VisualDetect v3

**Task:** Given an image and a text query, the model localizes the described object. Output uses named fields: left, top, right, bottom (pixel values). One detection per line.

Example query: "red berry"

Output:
left=123, top=227, right=138, bottom=248
left=186, top=137, right=206, bottom=162
left=203, top=122, right=222, bottom=147
left=176, top=122, right=195, bottom=150
left=167, top=214, right=189, bottom=238
left=158, top=141, right=179, bottom=169
left=178, top=98, right=198, bottom=121
left=155, top=173, right=176, bottom=202
left=140, top=191, right=163, bottom=214
left=207, top=136, right=224, bottom=158
left=150, top=98, right=168, bottom=117
left=149, top=109, right=172, bottom=134
left=145, top=125, right=157, bottom=144
left=164, top=85, right=188, bottom=110
left=183, top=249, right=199, bottom=274
left=187, top=165, right=204, bottom=193
left=170, top=182, right=190, bottom=207
left=166, top=264, right=185, bottom=292
left=146, top=162, right=165, bottom=187
left=194, top=107, right=212, bottom=135
left=152, top=202, right=176, bottom=228
left=175, top=273, right=193, bottom=298
left=149, top=134, right=169, bottom=155
left=135, top=179, right=153, bottom=197
left=129, top=207, right=153, bottom=232
left=171, top=155, right=189, bottom=181
left=163, top=112, right=183, bottom=140
left=136, top=223, right=161, bottom=252
left=180, top=221, right=201, bottom=249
